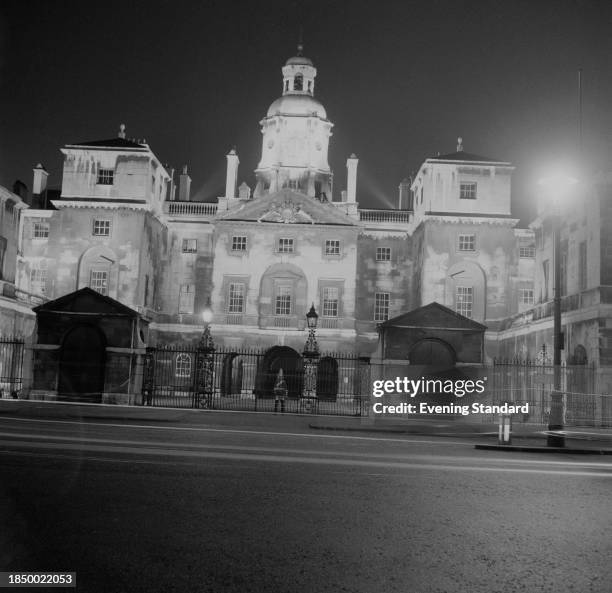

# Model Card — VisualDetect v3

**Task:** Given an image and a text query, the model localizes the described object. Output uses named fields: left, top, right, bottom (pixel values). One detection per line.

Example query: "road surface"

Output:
left=0, top=409, right=610, bottom=592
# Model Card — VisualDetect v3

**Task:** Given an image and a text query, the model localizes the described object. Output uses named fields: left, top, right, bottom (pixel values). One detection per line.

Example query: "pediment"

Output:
left=216, top=189, right=357, bottom=226
left=380, top=302, right=487, bottom=331
left=33, top=287, right=139, bottom=317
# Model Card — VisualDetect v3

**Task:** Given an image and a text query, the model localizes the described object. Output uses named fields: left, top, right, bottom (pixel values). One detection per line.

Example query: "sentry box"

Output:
left=498, top=413, right=512, bottom=445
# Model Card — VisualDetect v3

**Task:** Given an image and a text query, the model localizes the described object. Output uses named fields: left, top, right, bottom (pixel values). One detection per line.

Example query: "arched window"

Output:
left=293, top=74, right=303, bottom=91
left=175, top=353, right=192, bottom=378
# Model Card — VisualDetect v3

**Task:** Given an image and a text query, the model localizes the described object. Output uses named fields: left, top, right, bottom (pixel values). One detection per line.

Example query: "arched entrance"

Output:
left=408, top=338, right=458, bottom=406
left=317, top=356, right=338, bottom=401
left=409, top=338, right=456, bottom=367
left=221, top=353, right=245, bottom=396
left=255, top=346, right=303, bottom=399
left=58, top=325, right=106, bottom=402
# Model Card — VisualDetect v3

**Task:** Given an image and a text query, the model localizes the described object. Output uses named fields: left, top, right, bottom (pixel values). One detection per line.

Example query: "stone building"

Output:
left=14, top=46, right=547, bottom=399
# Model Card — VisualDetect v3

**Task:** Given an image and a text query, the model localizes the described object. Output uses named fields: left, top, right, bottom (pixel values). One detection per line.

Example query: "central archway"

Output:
left=255, top=346, right=303, bottom=399
left=409, top=338, right=456, bottom=368
left=58, top=324, right=106, bottom=402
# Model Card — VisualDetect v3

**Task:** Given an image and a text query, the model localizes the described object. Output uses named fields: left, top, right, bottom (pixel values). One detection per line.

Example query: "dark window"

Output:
left=97, top=169, right=114, bottom=185
left=182, top=239, right=197, bottom=253
left=460, top=182, right=477, bottom=199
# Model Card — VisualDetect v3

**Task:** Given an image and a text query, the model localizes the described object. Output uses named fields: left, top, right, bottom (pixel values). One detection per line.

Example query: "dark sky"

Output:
left=1, top=0, right=611, bottom=224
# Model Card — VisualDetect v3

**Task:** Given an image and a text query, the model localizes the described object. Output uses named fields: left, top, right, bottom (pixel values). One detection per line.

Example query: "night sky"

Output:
left=1, top=0, right=612, bottom=223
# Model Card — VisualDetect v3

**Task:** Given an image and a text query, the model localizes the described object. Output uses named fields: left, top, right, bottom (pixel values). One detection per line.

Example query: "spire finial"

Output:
left=297, top=26, right=304, bottom=56
left=118, top=123, right=126, bottom=139
left=457, top=137, right=463, bottom=152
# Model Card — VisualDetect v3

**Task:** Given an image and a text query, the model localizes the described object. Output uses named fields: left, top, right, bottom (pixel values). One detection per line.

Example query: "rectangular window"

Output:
left=93, top=219, right=111, bottom=236
left=325, top=240, right=340, bottom=256
left=30, top=261, right=47, bottom=295
left=97, top=169, right=114, bottom=185
left=32, top=221, right=49, bottom=239
left=459, top=182, right=477, bottom=199
left=275, top=285, right=292, bottom=315
left=519, top=246, right=535, bottom=258
left=278, top=238, right=294, bottom=253
left=231, top=236, right=247, bottom=251
left=322, top=287, right=339, bottom=317
left=228, top=283, right=245, bottom=314
left=374, top=292, right=390, bottom=322
left=376, top=247, right=391, bottom=261
left=178, top=284, right=195, bottom=314
left=458, top=234, right=475, bottom=251
left=90, top=270, right=109, bottom=296
left=456, top=286, right=473, bottom=318
left=182, top=239, right=197, bottom=253
left=519, top=288, right=534, bottom=305
left=579, top=241, right=587, bottom=291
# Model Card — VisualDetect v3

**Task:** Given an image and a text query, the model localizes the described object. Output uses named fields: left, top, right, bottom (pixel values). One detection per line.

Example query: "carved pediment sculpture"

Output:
left=257, top=200, right=314, bottom=224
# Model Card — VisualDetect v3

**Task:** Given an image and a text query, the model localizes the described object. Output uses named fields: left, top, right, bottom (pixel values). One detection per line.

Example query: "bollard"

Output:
left=498, top=413, right=512, bottom=445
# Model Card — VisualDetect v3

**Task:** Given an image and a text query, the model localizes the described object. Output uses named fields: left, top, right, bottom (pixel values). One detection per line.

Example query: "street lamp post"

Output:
left=196, top=301, right=215, bottom=409
left=538, top=173, right=578, bottom=447
left=302, top=304, right=320, bottom=413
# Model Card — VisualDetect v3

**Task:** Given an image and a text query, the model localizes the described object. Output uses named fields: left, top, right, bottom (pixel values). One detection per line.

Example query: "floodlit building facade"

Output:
left=14, top=46, right=612, bottom=400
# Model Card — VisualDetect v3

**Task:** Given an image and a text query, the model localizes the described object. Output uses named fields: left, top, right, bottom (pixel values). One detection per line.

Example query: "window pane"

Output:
left=456, top=286, right=473, bottom=318
left=325, top=240, right=340, bottom=255
left=374, top=292, right=390, bottom=321
left=458, top=234, right=475, bottom=251
left=175, top=354, right=192, bottom=378
left=228, top=283, right=245, bottom=313
left=322, top=286, right=339, bottom=317
left=93, top=219, right=111, bottom=236
left=278, top=238, right=294, bottom=253
left=182, top=239, right=197, bottom=253
left=33, top=221, right=49, bottom=238
left=460, top=182, right=477, bottom=199
left=376, top=247, right=391, bottom=261
left=275, top=285, right=292, bottom=315
left=97, top=169, right=114, bottom=185
left=232, top=236, right=247, bottom=251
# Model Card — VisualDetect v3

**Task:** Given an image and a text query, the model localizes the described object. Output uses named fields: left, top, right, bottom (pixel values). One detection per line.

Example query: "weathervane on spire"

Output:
left=297, top=25, right=304, bottom=55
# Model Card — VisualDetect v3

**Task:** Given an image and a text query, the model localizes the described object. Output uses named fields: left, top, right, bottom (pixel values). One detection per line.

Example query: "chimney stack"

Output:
left=346, top=153, right=358, bottom=203
left=32, top=163, right=49, bottom=196
left=225, top=148, right=239, bottom=199
left=398, top=178, right=412, bottom=210
left=178, top=165, right=191, bottom=201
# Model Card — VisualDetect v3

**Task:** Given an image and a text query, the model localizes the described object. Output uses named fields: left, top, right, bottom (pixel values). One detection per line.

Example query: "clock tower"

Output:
left=254, top=45, right=333, bottom=200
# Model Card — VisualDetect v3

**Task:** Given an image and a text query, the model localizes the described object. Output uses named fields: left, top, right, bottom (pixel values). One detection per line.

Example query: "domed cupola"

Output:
left=255, top=45, right=333, bottom=200
left=282, top=43, right=316, bottom=96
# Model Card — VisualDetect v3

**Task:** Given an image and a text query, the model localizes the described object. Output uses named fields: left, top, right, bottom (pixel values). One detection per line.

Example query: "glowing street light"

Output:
left=537, top=171, right=579, bottom=447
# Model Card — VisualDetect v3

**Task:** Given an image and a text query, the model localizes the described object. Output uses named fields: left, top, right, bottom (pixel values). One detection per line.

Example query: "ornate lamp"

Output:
left=199, top=299, right=214, bottom=352
left=196, top=298, right=215, bottom=408
left=304, top=304, right=319, bottom=355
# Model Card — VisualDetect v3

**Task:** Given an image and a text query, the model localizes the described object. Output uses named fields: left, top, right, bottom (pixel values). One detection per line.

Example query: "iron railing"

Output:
left=142, top=345, right=370, bottom=416
left=0, top=337, right=25, bottom=398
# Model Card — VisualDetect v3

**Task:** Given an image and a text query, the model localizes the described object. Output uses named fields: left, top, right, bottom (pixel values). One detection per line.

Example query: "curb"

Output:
left=475, top=444, right=612, bottom=455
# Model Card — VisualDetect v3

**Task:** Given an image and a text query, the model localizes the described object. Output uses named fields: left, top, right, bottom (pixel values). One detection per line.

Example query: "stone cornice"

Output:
left=51, top=200, right=151, bottom=212
left=422, top=214, right=519, bottom=226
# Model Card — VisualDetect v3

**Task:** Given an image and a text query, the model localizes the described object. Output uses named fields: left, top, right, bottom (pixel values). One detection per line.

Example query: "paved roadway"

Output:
left=0, top=411, right=611, bottom=593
